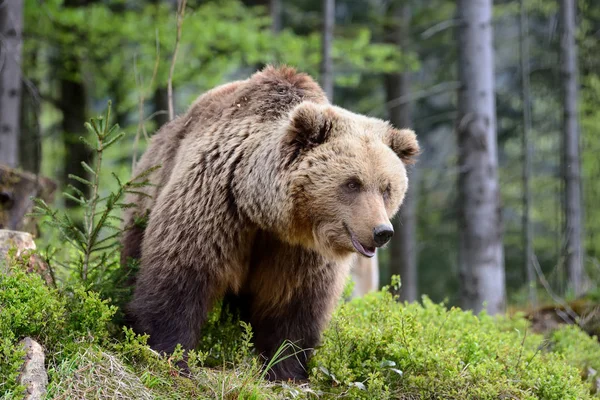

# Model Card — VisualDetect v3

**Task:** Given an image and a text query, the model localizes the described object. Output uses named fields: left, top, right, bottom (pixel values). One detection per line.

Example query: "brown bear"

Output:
left=121, top=66, right=419, bottom=381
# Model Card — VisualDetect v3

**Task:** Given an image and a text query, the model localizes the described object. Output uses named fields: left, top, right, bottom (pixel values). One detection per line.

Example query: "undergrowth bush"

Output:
left=310, top=285, right=600, bottom=399
left=0, top=256, right=116, bottom=398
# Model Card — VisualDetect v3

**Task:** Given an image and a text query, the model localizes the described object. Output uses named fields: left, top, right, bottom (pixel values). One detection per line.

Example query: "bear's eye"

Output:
left=345, top=179, right=361, bottom=192
left=382, top=183, right=391, bottom=200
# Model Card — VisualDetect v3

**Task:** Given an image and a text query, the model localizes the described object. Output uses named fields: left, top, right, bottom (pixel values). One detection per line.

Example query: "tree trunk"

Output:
left=385, top=2, right=418, bottom=302
left=320, top=0, right=335, bottom=101
left=560, top=0, right=584, bottom=297
left=270, top=0, right=281, bottom=33
left=60, top=59, right=90, bottom=208
left=151, top=0, right=174, bottom=131
left=456, top=0, right=505, bottom=315
left=59, top=0, right=92, bottom=208
left=520, top=0, right=536, bottom=306
left=20, top=51, right=42, bottom=175
left=153, top=87, right=170, bottom=129
left=0, top=0, right=24, bottom=167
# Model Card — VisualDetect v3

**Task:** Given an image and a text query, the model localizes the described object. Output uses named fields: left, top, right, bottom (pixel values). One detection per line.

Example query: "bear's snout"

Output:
left=373, top=224, right=394, bottom=247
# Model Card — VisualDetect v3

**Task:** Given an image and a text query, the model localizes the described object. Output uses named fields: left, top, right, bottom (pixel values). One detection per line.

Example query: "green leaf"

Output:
left=68, top=174, right=93, bottom=187
left=81, top=161, right=96, bottom=176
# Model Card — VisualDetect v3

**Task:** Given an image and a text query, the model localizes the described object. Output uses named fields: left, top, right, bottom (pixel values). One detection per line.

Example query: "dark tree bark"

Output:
left=560, top=0, right=584, bottom=297
left=20, top=53, right=42, bottom=175
left=456, top=0, right=506, bottom=315
left=0, top=0, right=24, bottom=167
left=0, top=165, right=56, bottom=234
left=385, top=1, right=418, bottom=302
left=153, top=86, right=170, bottom=129
left=59, top=0, right=92, bottom=208
left=59, top=60, right=90, bottom=208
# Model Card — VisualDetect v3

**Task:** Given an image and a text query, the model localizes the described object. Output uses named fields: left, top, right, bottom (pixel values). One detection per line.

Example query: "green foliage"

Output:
left=4, top=248, right=599, bottom=399
left=32, top=103, right=158, bottom=311
left=194, top=300, right=260, bottom=369
left=549, top=325, right=600, bottom=388
left=310, top=288, right=597, bottom=399
left=0, top=256, right=116, bottom=397
left=24, top=0, right=403, bottom=124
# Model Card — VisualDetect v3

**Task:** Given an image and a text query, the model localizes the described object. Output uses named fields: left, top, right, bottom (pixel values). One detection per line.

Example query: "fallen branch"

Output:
left=18, top=337, right=48, bottom=400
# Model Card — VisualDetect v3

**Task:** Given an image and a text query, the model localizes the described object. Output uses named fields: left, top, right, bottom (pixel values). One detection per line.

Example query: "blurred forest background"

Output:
left=1, top=0, right=599, bottom=314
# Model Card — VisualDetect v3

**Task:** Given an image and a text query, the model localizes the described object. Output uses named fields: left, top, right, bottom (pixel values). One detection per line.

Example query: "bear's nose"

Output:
left=373, top=224, right=394, bottom=247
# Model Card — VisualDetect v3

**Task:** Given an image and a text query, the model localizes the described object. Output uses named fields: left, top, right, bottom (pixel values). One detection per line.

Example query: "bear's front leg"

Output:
left=250, top=294, right=326, bottom=381
left=247, top=240, right=350, bottom=381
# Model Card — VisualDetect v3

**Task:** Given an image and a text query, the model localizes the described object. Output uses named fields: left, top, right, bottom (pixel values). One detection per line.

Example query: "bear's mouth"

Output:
left=345, top=224, right=376, bottom=258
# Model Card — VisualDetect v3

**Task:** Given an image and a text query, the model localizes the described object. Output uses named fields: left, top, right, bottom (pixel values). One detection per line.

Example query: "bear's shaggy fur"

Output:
left=122, top=66, right=419, bottom=381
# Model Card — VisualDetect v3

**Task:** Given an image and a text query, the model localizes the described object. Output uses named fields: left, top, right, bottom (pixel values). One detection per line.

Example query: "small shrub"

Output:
left=0, top=259, right=116, bottom=397
left=310, top=287, right=596, bottom=399
left=549, top=324, right=600, bottom=390
left=32, top=102, right=159, bottom=314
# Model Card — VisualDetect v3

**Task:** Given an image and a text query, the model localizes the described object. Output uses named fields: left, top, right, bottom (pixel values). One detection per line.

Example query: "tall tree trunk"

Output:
left=456, top=0, right=505, bottom=315
left=320, top=0, right=335, bottom=101
left=560, top=0, right=584, bottom=296
left=520, top=0, right=536, bottom=306
left=59, top=0, right=91, bottom=208
left=351, top=252, right=379, bottom=298
left=385, top=2, right=418, bottom=302
left=270, top=0, right=281, bottom=33
left=60, top=59, right=90, bottom=207
left=20, top=51, right=41, bottom=175
left=0, top=0, right=24, bottom=167
left=152, top=0, right=175, bottom=131
left=560, top=0, right=584, bottom=297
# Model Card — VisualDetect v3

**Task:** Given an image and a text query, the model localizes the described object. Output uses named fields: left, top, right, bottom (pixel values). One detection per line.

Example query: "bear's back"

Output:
left=147, top=66, right=327, bottom=179
left=124, top=66, right=328, bottom=242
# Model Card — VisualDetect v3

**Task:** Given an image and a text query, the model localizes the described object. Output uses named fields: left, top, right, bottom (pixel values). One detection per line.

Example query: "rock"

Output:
left=0, top=229, right=36, bottom=256
left=18, top=337, right=48, bottom=400
left=0, top=229, right=54, bottom=286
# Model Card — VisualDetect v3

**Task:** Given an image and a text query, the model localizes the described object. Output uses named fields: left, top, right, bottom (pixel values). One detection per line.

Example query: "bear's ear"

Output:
left=284, top=102, right=335, bottom=151
left=385, top=128, right=420, bottom=165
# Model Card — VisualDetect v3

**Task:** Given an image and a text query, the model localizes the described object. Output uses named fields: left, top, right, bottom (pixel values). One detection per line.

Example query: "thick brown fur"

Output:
left=122, top=66, right=419, bottom=381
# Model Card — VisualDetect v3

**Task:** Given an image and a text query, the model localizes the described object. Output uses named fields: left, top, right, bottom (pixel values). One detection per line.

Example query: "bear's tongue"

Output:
left=350, top=234, right=376, bottom=258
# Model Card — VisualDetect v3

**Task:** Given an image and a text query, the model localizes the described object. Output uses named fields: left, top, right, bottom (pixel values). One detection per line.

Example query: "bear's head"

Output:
left=283, top=102, right=419, bottom=259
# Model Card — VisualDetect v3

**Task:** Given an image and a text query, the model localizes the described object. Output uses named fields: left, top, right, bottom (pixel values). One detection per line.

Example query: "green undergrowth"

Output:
left=2, top=260, right=600, bottom=399
left=311, top=287, right=600, bottom=399
left=0, top=257, right=116, bottom=398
